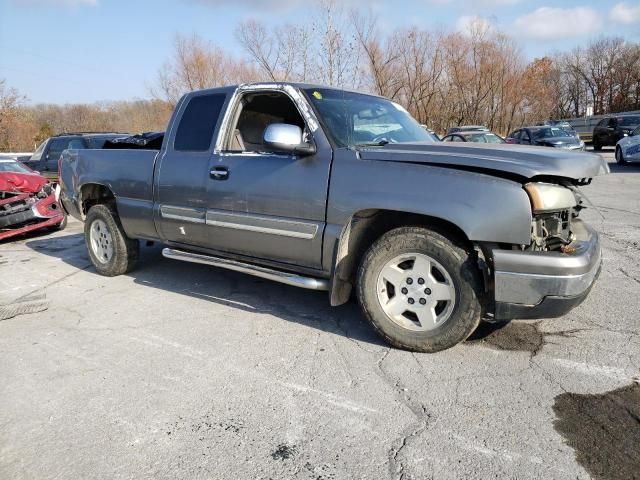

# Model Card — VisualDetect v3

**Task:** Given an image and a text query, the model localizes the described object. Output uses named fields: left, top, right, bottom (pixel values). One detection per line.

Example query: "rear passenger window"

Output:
left=174, top=94, right=226, bottom=151
left=48, top=138, right=74, bottom=160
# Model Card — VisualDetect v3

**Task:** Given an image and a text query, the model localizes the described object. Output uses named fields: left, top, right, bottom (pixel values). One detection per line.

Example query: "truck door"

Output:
left=154, top=91, right=229, bottom=247
left=203, top=88, right=332, bottom=269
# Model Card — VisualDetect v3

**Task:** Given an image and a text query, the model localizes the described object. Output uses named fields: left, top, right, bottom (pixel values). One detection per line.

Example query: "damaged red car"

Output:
left=0, top=159, right=66, bottom=241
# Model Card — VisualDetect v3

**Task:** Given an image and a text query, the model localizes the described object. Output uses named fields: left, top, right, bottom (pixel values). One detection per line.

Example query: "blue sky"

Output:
left=1, top=0, right=639, bottom=104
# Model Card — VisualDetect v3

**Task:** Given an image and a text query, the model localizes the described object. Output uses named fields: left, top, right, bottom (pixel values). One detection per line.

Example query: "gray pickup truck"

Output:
left=59, top=83, right=608, bottom=352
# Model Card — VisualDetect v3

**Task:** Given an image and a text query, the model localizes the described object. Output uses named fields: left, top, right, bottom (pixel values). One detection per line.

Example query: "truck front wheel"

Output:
left=357, top=227, right=483, bottom=352
left=85, top=204, right=139, bottom=276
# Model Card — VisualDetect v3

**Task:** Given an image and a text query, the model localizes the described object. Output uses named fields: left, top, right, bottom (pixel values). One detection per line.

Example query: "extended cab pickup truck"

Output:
left=59, top=83, right=608, bottom=352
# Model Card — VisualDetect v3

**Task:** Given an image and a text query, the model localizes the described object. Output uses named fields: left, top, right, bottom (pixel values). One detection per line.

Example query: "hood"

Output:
left=0, top=171, right=48, bottom=193
left=357, top=142, right=609, bottom=181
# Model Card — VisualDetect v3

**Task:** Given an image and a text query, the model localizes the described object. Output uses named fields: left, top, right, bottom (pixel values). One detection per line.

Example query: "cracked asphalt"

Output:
left=1, top=150, right=639, bottom=480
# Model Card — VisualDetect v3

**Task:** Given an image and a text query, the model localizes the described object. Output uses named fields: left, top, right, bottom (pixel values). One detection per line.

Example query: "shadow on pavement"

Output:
left=26, top=233, right=386, bottom=348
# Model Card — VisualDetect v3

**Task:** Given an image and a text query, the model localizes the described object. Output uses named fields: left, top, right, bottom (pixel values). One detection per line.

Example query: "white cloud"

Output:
left=456, top=15, right=496, bottom=35
left=513, top=7, right=602, bottom=41
left=13, top=0, right=97, bottom=6
left=610, top=2, right=640, bottom=24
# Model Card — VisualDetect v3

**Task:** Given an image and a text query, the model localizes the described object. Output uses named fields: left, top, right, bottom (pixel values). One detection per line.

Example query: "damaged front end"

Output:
left=488, top=178, right=602, bottom=320
left=0, top=174, right=65, bottom=241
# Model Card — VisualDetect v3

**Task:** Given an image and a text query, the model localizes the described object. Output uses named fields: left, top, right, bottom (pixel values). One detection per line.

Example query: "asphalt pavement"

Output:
left=0, top=149, right=638, bottom=480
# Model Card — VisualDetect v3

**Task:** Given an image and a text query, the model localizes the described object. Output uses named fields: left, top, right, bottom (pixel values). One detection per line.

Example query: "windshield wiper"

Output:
left=355, top=140, right=390, bottom=147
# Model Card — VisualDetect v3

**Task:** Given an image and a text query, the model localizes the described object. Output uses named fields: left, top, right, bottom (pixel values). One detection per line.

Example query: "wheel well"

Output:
left=80, top=183, right=116, bottom=218
left=330, top=209, right=473, bottom=306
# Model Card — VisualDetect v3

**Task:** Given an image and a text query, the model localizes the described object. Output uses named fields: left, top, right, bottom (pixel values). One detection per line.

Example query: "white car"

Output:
left=616, top=126, right=640, bottom=164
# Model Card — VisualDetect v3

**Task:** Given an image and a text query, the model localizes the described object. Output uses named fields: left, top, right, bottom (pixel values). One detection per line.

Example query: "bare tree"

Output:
left=311, top=0, right=360, bottom=87
left=154, top=34, right=258, bottom=105
left=352, top=11, right=403, bottom=98
left=0, top=79, right=33, bottom=151
left=236, top=21, right=312, bottom=82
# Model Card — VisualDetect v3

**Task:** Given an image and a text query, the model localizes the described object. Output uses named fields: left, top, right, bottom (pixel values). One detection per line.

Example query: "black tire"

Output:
left=84, top=204, right=139, bottom=276
left=592, top=139, right=602, bottom=151
left=616, top=146, right=627, bottom=165
left=356, top=227, right=483, bottom=353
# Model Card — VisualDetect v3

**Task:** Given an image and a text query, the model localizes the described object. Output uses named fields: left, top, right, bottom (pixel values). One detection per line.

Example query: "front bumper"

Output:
left=0, top=190, right=65, bottom=241
left=491, top=219, right=601, bottom=320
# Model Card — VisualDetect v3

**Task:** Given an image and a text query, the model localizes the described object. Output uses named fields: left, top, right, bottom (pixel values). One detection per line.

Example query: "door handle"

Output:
left=210, top=166, right=229, bottom=180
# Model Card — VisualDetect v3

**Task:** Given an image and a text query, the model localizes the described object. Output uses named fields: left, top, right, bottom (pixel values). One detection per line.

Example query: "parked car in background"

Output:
left=592, top=114, right=640, bottom=151
left=539, top=120, right=579, bottom=137
left=442, top=131, right=505, bottom=143
left=505, top=126, right=585, bottom=150
left=23, top=132, right=127, bottom=181
left=615, top=125, right=640, bottom=164
left=446, top=125, right=489, bottom=134
left=0, top=158, right=66, bottom=241
left=60, top=82, right=607, bottom=353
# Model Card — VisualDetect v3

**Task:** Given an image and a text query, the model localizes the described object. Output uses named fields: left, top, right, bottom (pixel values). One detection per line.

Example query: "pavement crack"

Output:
left=600, top=231, right=640, bottom=251
left=376, top=349, right=432, bottom=479
left=619, top=268, right=640, bottom=285
left=12, top=263, right=93, bottom=304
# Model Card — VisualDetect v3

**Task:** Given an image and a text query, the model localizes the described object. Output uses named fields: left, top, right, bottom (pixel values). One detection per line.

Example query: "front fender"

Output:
left=323, top=154, right=533, bottom=306
left=326, top=155, right=532, bottom=246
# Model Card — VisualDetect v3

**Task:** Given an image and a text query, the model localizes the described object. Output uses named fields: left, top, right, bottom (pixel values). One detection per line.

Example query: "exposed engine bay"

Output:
left=0, top=170, right=65, bottom=241
left=527, top=182, right=587, bottom=252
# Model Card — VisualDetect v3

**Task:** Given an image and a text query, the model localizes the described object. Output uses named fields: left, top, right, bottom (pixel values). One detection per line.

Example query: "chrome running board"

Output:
left=162, top=248, right=329, bottom=291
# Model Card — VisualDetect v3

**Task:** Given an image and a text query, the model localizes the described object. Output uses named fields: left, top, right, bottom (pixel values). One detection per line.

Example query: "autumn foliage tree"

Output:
left=3, top=2, right=640, bottom=152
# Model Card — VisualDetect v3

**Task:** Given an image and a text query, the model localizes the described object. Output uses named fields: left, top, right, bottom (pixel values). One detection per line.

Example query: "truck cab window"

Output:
left=48, top=138, right=73, bottom=160
left=174, top=93, right=226, bottom=151
left=227, top=91, right=305, bottom=153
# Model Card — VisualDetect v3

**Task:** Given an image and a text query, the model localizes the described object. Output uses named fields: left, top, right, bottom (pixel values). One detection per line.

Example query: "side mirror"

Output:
left=263, top=123, right=316, bottom=156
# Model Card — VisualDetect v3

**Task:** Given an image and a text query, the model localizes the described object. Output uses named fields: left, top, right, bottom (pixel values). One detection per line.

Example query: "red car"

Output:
left=0, top=158, right=66, bottom=241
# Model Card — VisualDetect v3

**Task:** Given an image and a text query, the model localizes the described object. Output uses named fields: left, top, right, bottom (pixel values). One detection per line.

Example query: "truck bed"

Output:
left=59, top=148, right=159, bottom=239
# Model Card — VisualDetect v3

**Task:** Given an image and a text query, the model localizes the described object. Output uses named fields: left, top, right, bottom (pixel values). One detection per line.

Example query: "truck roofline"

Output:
left=185, top=82, right=387, bottom=101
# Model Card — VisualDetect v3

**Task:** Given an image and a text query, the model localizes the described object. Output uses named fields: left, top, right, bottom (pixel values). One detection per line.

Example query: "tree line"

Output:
left=2, top=1, right=639, bottom=152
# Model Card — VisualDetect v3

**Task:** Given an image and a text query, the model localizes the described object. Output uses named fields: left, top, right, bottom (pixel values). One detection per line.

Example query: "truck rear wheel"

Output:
left=84, top=204, right=139, bottom=276
left=357, top=227, right=482, bottom=352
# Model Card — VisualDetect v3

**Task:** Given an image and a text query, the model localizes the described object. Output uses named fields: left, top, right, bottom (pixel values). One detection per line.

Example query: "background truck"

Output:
left=24, top=132, right=126, bottom=181
left=59, top=83, right=608, bottom=352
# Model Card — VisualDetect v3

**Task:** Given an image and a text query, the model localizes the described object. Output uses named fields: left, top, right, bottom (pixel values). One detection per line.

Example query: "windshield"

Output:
left=532, top=127, right=570, bottom=139
left=30, top=140, right=47, bottom=161
left=618, top=116, right=640, bottom=127
left=304, top=88, right=434, bottom=147
left=0, top=160, right=33, bottom=173
left=463, top=133, right=504, bottom=143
